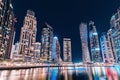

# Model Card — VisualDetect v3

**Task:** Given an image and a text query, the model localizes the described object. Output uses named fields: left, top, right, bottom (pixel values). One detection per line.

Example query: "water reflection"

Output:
left=0, top=66, right=120, bottom=80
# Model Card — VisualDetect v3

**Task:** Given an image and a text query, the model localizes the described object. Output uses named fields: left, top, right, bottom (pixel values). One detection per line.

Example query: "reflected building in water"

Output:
left=0, top=67, right=120, bottom=80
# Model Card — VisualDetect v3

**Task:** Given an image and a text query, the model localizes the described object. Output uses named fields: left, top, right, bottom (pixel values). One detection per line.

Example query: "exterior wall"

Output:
left=100, top=33, right=114, bottom=63
left=89, top=21, right=102, bottom=62
left=63, top=38, right=72, bottom=62
left=52, top=37, right=57, bottom=62
left=56, top=38, right=62, bottom=62
left=32, top=42, right=41, bottom=60
left=110, top=9, right=120, bottom=63
left=19, top=10, right=37, bottom=61
left=0, top=0, right=15, bottom=59
left=107, top=29, right=115, bottom=63
left=52, top=37, right=62, bottom=62
left=12, top=42, right=24, bottom=62
left=41, top=23, right=53, bottom=62
left=10, top=45, right=15, bottom=59
left=79, top=23, right=90, bottom=63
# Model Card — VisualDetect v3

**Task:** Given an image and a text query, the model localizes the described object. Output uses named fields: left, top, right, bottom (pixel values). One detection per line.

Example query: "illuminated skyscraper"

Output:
left=19, top=10, right=37, bottom=61
left=79, top=23, right=90, bottom=63
left=107, top=29, right=116, bottom=63
left=110, top=8, right=120, bottom=63
left=100, top=32, right=114, bottom=63
left=56, top=38, right=62, bottom=62
left=0, top=0, right=16, bottom=59
left=89, top=21, right=102, bottom=62
left=52, top=37, right=62, bottom=63
left=41, top=23, right=53, bottom=62
left=63, top=38, right=72, bottom=62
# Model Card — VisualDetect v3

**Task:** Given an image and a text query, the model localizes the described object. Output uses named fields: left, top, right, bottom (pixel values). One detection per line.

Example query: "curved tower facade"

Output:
left=79, top=23, right=90, bottom=63
left=52, top=37, right=62, bottom=62
left=89, top=21, right=102, bottom=62
left=52, top=37, right=57, bottom=62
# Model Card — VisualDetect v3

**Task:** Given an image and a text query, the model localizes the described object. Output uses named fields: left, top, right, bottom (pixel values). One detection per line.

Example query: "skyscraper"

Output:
left=0, top=0, right=16, bottom=59
left=107, top=29, right=117, bottom=63
left=110, top=8, right=120, bottom=63
left=52, top=37, right=62, bottom=63
left=100, top=33, right=114, bottom=63
left=79, top=23, right=90, bottom=63
left=19, top=10, right=37, bottom=61
left=88, top=21, right=102, bottom=62
left=41, top=23, right=53, bottom=62
left=52, top=37, right=58, bottom=62
left=56, top=37, right=62, bottom=62
left=63, top=38, right=72, bottom=62
left=107, top=30, right=115, bottom=64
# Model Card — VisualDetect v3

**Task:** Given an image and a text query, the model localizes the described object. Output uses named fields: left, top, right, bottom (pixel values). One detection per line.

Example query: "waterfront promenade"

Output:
left=0, top=63, right=116, bottom=70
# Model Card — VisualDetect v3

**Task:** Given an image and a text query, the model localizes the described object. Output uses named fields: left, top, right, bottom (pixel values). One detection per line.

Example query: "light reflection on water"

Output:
left=0, top=67, right=119, bottom=80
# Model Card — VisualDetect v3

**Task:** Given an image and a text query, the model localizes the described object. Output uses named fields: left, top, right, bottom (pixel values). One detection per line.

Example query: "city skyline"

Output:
left=1, top=0, right=120, bottom=80
left=12, top=0, right=120, bottom=62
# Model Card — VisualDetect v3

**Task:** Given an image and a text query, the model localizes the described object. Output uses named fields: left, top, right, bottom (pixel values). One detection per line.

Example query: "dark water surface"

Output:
left=0, top=66, right=119, bottom=80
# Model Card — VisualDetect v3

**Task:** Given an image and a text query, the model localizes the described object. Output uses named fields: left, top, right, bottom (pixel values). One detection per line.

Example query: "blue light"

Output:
left=54, top=36, right=58, bottom=39
left=91, top=48, right=95, bottom=51
left=93, top=32, right=98, bottom=35
left=52, top=37, right=58, bottom=62
left=95, top=48, right=100, bottom=51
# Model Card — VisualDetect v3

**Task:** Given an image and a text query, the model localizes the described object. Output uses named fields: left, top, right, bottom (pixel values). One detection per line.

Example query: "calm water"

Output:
left=0, top=66, right=120, bottom=80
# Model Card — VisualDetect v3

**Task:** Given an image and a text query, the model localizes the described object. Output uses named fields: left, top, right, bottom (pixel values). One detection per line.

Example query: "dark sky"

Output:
left=12, top=0, right=120, bottom=62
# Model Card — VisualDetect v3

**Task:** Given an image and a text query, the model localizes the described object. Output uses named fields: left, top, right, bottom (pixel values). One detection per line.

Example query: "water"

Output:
left=0, top=66, right=119, bottom=80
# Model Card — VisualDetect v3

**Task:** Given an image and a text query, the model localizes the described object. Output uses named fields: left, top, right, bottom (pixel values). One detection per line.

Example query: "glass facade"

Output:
left=41, top=23, right=53, bottom=62
left=89, top=21, right=102, bottom=62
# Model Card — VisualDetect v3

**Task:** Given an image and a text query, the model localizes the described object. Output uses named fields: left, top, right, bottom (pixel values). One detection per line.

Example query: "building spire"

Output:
left=27, top=10, right=35, bottom=16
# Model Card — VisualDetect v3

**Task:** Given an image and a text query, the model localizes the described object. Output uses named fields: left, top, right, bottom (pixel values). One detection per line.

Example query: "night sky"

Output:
left=12, top=0, right=120, bottom=62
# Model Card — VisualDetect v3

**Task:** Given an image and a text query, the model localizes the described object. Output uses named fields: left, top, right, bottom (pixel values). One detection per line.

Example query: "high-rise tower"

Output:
left=79, top=23, right=90, bottom=63
left=19, top=10, right=37, bottom=61
left=89, top=21, right=102, bottom=62
left=107, top=29, right=116, bottom=63
left=0, top=0, right=16, bottom=59
left=100, top=32, right=114, bottom=63
left=63, top=38, right=72, bottom=62
left=41, top=23, right=53, bottom=62
left=52, top=37, right=62, bottom=63
left=110, top=8, right=120, bottom=63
